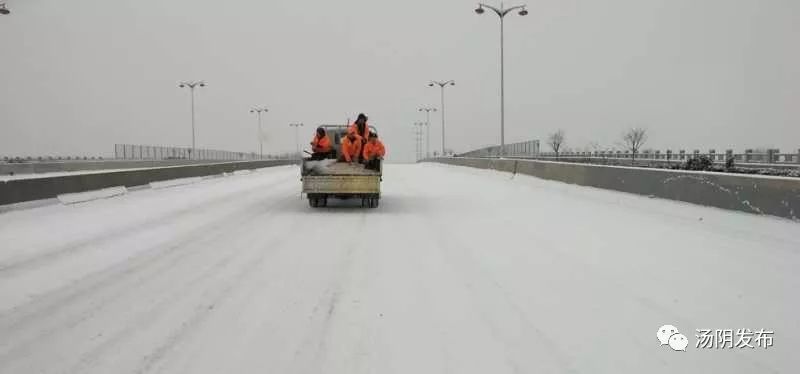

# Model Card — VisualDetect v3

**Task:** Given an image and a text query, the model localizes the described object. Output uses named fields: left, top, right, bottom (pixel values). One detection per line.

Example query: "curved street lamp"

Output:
left=178, top=81, right=207, bottom=159
left=250, top=107, right=268, bottom=159
left=418, top=107, right=436, bottom=158
left=428, top=80, right=455, bottom=155
left=475, top=3, right=528, bottom=157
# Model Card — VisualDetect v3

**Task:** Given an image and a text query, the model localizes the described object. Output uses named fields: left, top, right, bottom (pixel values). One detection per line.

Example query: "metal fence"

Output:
left=113, top=144, right=299, bottom=161
left=535, top=148, right=800, bottom=165
left=459, top=141, right=800, bottom=166
left=459, top=140, right=541, bottom=158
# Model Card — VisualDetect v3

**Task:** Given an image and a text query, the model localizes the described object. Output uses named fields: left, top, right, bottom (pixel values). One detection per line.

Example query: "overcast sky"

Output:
left=1, top=0, right=798, bottom=161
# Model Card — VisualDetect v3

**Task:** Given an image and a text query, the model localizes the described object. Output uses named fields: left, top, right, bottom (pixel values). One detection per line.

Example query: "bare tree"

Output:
left=548, top=130, right=565, bottom=158
left=622, top=128, right=648, bottom=161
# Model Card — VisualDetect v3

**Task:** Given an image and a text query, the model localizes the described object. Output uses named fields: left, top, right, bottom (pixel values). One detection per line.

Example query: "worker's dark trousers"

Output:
left=310, top=151, right=334, bottom=160
left=364, top=158, right=380, bottom=171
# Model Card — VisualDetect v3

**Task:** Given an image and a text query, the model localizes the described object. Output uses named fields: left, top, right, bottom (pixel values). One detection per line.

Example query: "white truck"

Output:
left=300, top=125, right=382, bottom=208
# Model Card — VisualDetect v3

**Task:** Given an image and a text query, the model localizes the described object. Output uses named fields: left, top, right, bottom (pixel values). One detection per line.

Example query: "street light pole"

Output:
left=414, top=122, right=426, bottom=161
left=418, top=107, right=437, bottom=158
left=422, top=122, right=431, bottom=159
left=428, top=80, right=455, bottom=156
left=178, top=81, right=206, bottom=159
left=250, top=107, right=268, bottom=159
left=289, top=123, right=304, bottom=159
left=413, top=123, right=423, bottom=161
left=413, top=126, right=418, bottom=161
left=475, top=3, right=528, bottom=157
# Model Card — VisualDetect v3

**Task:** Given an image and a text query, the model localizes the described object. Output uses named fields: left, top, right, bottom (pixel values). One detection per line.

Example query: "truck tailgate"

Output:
left=302, top=175, right=381, bottom=194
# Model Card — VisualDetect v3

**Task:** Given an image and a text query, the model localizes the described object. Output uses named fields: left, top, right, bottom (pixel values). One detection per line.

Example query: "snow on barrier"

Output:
left=148, top=177, right=203, bottom=190
left=0, top=160, right=296, bottom=206
left=0, top=159, right=218, bottom=176
left=57, top=186, right=128, bottom=205
left=429, top=157, right=800, bottom=221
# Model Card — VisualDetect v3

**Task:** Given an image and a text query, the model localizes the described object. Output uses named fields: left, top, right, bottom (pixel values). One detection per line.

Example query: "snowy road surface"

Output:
left=0, top=164, right=797, bottom=373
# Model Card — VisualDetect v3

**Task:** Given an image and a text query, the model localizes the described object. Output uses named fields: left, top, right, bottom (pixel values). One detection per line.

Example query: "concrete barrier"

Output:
left=0, top=160, right=296, bottom=206
left=430, top=157, right=800, bottom=220
left=0, top=159, right=258, bottom=175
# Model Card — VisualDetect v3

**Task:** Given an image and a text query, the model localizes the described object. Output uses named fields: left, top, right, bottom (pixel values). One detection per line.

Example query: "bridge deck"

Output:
left=0, top=164, right=796, bottom=373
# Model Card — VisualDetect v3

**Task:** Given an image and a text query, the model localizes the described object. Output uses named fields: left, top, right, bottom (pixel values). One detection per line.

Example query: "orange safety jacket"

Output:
left=363, top=139, right=386, bottom=160
left=311, top=134, right=332, bottom=153
left=341, top=136, right=362, bottom=162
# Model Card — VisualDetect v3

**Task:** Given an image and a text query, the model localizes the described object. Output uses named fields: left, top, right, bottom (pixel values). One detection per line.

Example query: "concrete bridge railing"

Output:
left=428, top=157, right=800, bottom=221
left=0, top=160, right=296, bottom=206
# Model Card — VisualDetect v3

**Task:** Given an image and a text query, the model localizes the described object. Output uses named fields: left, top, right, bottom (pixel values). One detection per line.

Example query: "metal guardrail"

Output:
left=2, top=156, right=105, bottom=163
left=535, top=149, right=800, bottom=164
left=459, top=140, right=541, bottom=158
left=459, top=141, right=800, bottom=166
left=500, top=156, right=800, bottom=172
left=113, top=144, right=300, bottom=161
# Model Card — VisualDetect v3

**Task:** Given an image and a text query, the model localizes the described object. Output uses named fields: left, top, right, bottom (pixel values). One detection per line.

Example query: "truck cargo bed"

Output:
left=303, top=160, right=381, bottom=176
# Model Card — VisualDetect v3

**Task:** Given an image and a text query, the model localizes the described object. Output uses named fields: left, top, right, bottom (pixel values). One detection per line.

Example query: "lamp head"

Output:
left=475, top=5, right=484, bottom=14
left=519, top=8, right=528, bottom=16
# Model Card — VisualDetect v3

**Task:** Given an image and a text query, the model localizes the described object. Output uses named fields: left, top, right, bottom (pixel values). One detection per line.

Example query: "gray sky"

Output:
left=1, top=0, right=799, bottom=161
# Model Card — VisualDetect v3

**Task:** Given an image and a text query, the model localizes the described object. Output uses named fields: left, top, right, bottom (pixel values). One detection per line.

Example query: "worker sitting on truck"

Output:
left=340, top=131, right=362, bottom=163
left=309, top=127, right=333, bottom=160
left=362, top=132, right=385, bottom=171
left=348, top=113, right=370, bottom=144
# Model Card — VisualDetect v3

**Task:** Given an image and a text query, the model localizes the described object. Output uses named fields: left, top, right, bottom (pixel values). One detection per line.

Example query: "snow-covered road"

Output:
left=0, top=163, right=797, bottom=373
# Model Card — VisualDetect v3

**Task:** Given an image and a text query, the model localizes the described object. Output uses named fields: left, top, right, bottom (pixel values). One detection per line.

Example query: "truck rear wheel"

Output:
left=361, top=196, right=379, bottom=208
left=309, top=194, right=328, bottom=208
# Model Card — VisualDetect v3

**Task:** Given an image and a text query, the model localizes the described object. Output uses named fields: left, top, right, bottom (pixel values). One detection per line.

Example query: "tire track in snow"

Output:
left=65, top=201, right=300, bottom=374
left=0, top=177, right=296, bottom=328
left=0, top=172, right=295, bottom=277
left=409, top=165, right=785, bottom=373
left=399, top=169, right=577, bottom=373
left=0, top=180, right=298, bottom=372
left=289, top=211, right=368, bottom=374
left=133, top=221, right=298, bottom=374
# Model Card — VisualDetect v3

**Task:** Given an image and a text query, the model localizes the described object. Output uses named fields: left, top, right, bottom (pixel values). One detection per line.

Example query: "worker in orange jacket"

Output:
left=348, top=113, right=370, bottom=144
left=340, top=131, right=362, bottom=163
left=362, top=132, right=385, bottom=171
left=309, top=127, right=333, bottom=160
